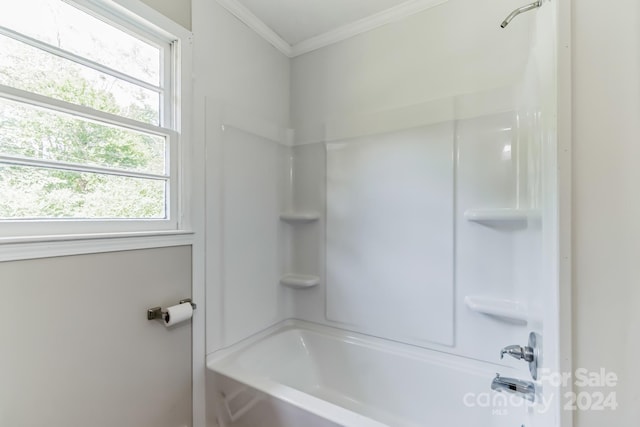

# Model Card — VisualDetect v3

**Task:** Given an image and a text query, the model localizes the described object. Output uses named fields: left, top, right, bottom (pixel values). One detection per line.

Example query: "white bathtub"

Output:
left=207, top=321, right=527, bottom=427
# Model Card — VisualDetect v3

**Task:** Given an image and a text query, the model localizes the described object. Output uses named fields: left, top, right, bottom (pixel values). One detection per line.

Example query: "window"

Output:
left=0, top=0, right=187, bottom=238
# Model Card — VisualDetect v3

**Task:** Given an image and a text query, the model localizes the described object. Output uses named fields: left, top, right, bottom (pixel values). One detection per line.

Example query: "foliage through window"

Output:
left=0, top=0, right=178, bottom=228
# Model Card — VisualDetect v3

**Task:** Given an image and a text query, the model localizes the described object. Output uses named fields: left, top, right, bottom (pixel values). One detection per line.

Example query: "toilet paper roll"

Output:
left=164, top=302, right=193, bottom=327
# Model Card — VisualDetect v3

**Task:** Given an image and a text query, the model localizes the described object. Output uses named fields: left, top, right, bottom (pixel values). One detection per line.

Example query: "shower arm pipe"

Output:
left=501, top=0, right=542, bottom=28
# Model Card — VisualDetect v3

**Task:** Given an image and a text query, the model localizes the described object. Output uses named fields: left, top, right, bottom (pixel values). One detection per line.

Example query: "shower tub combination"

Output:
left=207, top=321, right=526, bottom=427
left=207, top=0, right=557, bottom=425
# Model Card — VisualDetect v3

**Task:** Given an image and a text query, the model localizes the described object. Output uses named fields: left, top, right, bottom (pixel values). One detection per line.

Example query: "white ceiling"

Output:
left=217, top=0, right=450, bottom=57
left=236, top=0, right=409, bottom=45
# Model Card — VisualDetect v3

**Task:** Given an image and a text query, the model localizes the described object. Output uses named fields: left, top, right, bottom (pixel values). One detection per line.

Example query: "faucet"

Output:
left=500, top=344, right=535, bottom=362
left=491, top=373, right=536, bottom=402
left=499, top=332, right=540, bottom=380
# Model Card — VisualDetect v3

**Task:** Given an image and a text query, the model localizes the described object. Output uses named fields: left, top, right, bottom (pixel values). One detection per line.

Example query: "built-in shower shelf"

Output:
left=464, top=296, right=528, bottom=324
left=280, top=274, right=320, bottom=289
left=464, top=208, right=540, bottom=224
left=279, top=212, right=321, bottom=223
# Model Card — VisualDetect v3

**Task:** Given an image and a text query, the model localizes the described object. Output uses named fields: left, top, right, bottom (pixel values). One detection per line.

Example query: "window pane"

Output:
left=0, top=0, right=161, bottom=86
left=0, top=99, right=166, bottom=175
left=0, top=35, right=160, bottom=125
left=0, top=165, right=166, bottom=219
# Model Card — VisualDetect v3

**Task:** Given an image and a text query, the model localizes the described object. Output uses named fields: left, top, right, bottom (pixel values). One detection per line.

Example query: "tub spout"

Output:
left=491, top=373, right=535, bottom=402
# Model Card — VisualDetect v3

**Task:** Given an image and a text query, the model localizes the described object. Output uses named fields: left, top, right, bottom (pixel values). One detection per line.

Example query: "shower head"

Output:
left=501, top=0, right=542, bottom=28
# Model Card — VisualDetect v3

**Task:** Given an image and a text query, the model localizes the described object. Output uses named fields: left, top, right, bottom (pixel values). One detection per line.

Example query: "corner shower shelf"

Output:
left=280, top=274, right=320, bottom=289
left=464, top=208, right=540, bottom=224
left=464, top=296, right=528, bottom=324
left=279, top=212, right=320, bottom=224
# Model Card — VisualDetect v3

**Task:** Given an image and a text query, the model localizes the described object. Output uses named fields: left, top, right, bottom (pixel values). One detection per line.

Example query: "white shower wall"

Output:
left=325, top=121, right=455, bottom=347
left=203, top=0, right=556, bottom=383
left=287, top=104, right=537, bottom=364
left=219, top=126, right=291, bottom=345
left=285, top=0, right=542, bottom=367
left=193, top=0, right=291, bottom=354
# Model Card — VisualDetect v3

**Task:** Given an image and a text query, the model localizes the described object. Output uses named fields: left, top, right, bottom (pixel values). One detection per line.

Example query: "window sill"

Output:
left=0, top=230, right=196, bottom=262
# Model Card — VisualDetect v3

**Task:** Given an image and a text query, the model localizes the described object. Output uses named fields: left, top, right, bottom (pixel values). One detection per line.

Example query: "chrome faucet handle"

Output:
left=500, top=345, right=534, bottom=361
left=499, top=332, right=540, bottom=380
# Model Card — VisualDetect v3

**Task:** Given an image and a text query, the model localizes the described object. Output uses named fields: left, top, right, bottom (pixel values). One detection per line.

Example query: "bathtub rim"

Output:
left=207, top=318, right=511, bottom=372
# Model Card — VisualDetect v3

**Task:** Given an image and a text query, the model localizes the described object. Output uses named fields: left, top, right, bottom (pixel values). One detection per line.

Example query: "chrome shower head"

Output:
left=501, top=0, right=542, bottom=28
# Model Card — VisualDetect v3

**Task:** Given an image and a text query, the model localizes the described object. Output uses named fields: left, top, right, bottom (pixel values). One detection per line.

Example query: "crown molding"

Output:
left=217, top=0, right=450, bottom=58
left=291, top=0, right=450, bottom=56
left=216, top=0, right=292, bottom=56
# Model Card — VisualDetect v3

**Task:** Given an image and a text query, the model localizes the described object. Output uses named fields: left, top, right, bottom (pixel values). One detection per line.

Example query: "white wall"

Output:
left=139, top=0, right=191, bottom=30
left=193, top=0, right=289, bottom=128
left=0, top=247, right=193, bottom=427
left=290, top=0, right=533, bottom=144
left=191, top=0, right=291, bottom=355
left=572, top=0, right=640, bottom=425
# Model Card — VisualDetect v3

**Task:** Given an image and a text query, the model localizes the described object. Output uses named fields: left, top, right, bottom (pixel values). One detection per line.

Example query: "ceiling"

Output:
left=217, top=0, right=450, bottom=57
left=236, top=0, right=408, bottom=45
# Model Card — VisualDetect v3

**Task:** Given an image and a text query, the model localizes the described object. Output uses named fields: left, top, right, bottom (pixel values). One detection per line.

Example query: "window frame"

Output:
left=0, top=0, right=193, bottom=240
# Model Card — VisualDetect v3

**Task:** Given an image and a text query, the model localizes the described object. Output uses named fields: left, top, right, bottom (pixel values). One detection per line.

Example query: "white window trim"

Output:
left=0, top=230, right=194, bottom=262
left=0, top=0, right=194, bottom=254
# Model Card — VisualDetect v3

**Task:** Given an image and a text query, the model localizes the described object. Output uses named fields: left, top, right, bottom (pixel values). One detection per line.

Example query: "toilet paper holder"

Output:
left=147, top=298, right=197, bottom=321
